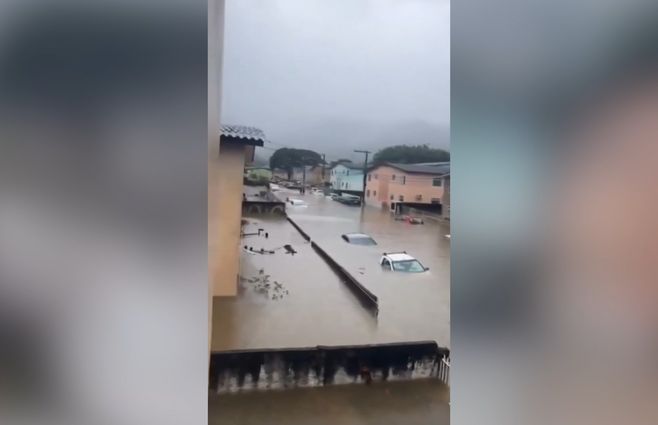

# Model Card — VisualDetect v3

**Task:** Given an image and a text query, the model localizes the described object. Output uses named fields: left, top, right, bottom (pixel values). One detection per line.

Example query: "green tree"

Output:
left=269, top=148, right=323, bottom=180
left=328, top=158, right=353, bottom=168
left=373, top=144, right=450, bottom=164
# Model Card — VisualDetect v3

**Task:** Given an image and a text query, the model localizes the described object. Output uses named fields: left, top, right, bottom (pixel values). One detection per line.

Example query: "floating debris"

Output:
left=243, top=271, right=290, bottom=301
left=283, top=244, right=298, bottom=255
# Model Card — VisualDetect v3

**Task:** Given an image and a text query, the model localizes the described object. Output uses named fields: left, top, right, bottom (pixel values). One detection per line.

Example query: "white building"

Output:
left=329, top=163, right=365, bottom=193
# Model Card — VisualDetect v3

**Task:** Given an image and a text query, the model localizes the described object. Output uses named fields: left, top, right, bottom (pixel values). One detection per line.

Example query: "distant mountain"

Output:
left=257, top=119, right=449, bottom=161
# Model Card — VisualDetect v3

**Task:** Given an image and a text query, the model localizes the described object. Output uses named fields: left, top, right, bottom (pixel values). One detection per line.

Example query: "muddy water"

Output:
left=211, top=189, right=450, bottom=351
left=209, top=378, right=449, bottom=425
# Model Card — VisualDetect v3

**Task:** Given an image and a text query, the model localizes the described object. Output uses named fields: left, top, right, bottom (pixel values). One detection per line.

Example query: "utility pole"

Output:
left=354, top=149, right=371, bottom=207
left=321, top=153, right=326, bottom=183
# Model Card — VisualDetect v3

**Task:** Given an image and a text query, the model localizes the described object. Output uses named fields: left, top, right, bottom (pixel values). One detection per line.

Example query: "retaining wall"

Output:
left=310, top=241, right=378, bottom=313
left=285, top=215, right=378, bottom=313
left=242, top=200, right=286, bottom=216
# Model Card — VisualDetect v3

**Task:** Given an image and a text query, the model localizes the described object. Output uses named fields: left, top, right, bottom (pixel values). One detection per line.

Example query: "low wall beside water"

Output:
left=242, top=200, right=286, bottom=216
left=310, top=241, right=378, bottom=313
left=209, top=341, right=449, bottom=393
left=285, top=215, right=378, bottom=313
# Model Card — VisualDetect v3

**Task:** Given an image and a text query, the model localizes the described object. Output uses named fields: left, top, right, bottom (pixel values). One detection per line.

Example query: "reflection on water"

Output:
left=211, top=190, right=450, bottom=351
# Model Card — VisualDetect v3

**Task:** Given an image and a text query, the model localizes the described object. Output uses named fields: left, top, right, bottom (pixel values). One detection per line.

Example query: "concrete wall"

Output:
left=210, top=143, right=246, bottom=296
left=291, top=166, right=325, bottom=185
left=209, top=342, right=449, bottom=393
left=365, top=166, right=444, bottom=209
left=208, top=0, right=226, bottom=352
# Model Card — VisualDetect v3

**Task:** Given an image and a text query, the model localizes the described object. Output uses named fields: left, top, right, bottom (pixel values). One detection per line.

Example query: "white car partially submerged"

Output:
left=380, top=252, right=429, bottom=273
left=342, top=232, right=377, bottom=246
left=288, top=198, right=307, bottom=207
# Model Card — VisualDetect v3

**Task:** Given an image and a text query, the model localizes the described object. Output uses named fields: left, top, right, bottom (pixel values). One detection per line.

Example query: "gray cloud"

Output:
left=221, top=0, right=450, bottom=161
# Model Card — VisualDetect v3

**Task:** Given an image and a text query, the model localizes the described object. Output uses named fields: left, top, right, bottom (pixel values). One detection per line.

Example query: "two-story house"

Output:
left=365, top=162, right=450, bottom=216
left=329, top=163, right=365, bottom=195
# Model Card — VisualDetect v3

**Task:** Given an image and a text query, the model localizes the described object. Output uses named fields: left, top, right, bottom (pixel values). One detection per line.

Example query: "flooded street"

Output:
left=211, top=188, right=450, bottom=351
left=209, top=378, right=449, bottom=425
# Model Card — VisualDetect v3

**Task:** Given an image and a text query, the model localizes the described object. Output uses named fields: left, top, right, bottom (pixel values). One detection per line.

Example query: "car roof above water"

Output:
left=344, top=232, right=371, bottom=239
left=384, top=252, right=416, bottom=262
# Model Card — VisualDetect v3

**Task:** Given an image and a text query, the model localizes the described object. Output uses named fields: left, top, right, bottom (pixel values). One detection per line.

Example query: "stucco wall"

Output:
left=365, top=166, right=444, bottom=208
left=209, top=0, right=226, bottom=353
left=209, top=143, right=245, bottom=296
left=387, top=181, right=443, bottom=203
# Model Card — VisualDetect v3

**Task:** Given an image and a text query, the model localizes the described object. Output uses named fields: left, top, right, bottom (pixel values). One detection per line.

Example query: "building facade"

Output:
left=364, top=163, right=449, bottom=214
left=209, top=125, right=265, bottom=297
left=329, top=163, right=364, bottom=193
left=290, top=165, right=326, bottom=186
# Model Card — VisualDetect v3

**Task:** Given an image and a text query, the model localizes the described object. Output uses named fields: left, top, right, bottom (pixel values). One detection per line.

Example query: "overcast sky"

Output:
left=221, top=0, right=450, bottom=161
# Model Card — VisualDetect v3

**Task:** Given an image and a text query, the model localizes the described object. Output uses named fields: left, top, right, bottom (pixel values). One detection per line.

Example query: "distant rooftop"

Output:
left=331, top=162, right=364, bottom=170
left=370, top=162, right=450, bottom=175
left=413, top=161, right=450, bottom=167
left=220, top=124, right=266, bottom=146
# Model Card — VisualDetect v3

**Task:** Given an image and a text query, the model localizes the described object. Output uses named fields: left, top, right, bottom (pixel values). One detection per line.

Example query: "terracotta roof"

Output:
left=220, top=124, right=266, bottom=146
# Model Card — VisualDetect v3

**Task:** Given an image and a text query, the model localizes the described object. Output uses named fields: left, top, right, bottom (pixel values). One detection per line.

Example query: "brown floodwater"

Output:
left=209, top=378, right=450, bottom=425
left=211, top=189, right=450, bottom=351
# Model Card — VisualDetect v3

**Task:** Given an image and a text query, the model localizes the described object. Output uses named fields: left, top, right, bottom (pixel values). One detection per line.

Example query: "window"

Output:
left=366, top=189, right=370, bottom=197
left=374, top=174, right=378, bottom=179
left=373, top=190, right=377, bottom=197
left=390, top=194, right=394, bottom=200
left=346, top=170, right=350, bottom=176
left=391, top=174, right=396, bottom=181
left=368, top=174, right=371, bottom=181
left=399, top=195, right=404, bottom=202
left=433, top=177, right=442, bottom=187
left=402, top=176, right=406, bottom=185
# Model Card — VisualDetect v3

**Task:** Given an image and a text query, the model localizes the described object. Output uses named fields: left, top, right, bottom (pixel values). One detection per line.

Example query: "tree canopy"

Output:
left=269, top=148, right=323, bottom=179
left=373, top=144, right=450, bottom=164
left=328, top=158, right=353, bottom=168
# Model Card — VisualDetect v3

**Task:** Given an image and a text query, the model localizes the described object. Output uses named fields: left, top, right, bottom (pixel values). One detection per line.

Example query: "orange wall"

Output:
left=209, top=143, right=246, bottom=296
left=365, top=165, right=444, bottom=208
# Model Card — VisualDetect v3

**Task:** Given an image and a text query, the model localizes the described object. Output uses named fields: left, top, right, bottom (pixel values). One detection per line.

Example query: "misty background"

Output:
left=221, top=0, right=450, bottom=164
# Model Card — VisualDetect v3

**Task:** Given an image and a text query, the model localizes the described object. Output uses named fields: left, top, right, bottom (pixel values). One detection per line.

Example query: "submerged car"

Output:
left=341, top=233, right=377, bottom=245
left=380, top=252, right=429, bottom=273
left=334, top=193, right=361, bottom=206
left=287, top=198, right=307, bottom=207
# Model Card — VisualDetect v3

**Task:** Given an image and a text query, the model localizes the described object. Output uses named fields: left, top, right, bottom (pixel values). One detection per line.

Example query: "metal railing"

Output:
left=437, top=355, right=450, bottom=386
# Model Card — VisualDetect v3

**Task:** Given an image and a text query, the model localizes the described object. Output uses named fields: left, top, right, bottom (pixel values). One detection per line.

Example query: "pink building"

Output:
left=365, top=163, right=450, bottom=215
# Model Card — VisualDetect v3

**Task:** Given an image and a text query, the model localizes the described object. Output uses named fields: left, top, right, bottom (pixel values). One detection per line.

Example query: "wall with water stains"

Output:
left=209, top=342, right=449, bottom=393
